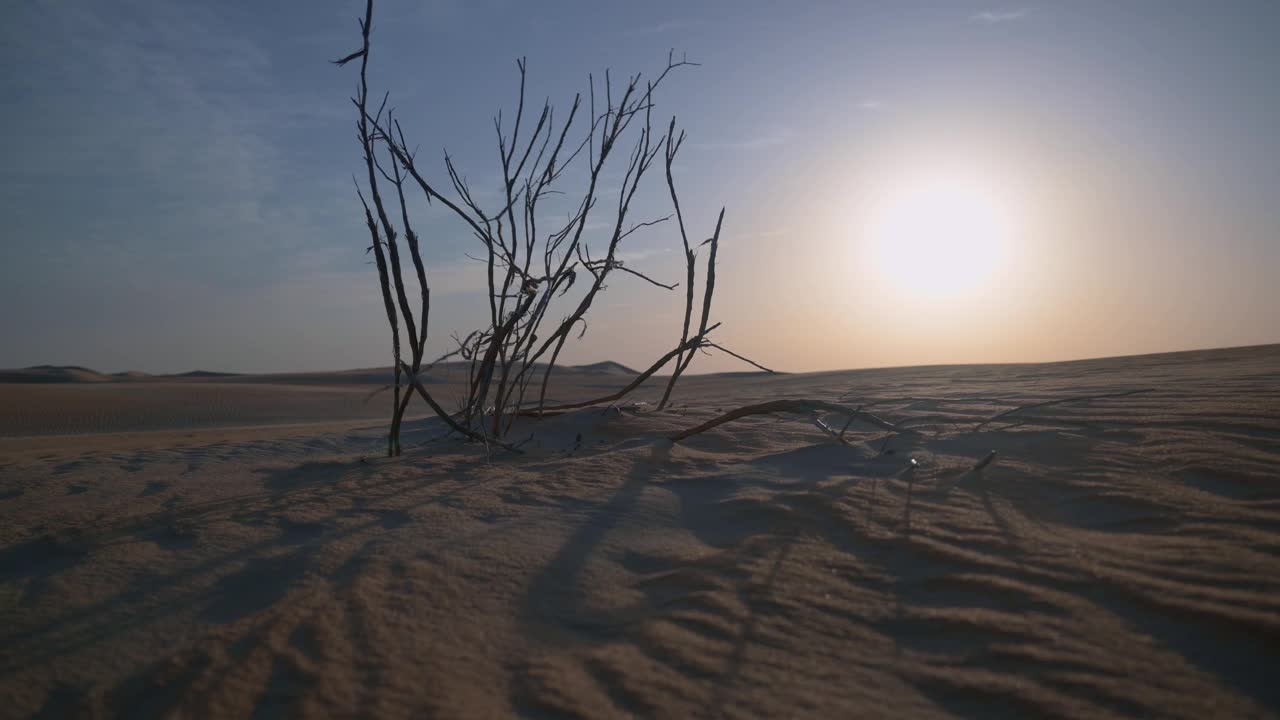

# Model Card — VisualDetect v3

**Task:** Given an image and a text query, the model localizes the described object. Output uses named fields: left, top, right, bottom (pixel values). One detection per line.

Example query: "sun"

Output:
left=866, top=172, right=1015, bottom=298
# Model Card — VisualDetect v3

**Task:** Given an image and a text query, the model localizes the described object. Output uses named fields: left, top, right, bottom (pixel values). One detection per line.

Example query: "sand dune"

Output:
left=0, top=366, right=116, bottom=384
left=0, top=383, right=389, bottom=438
left=1, top=345, right=1279, bottom=717
left=0, top=364, right=639, bottom=439
left=0, top=361, right=639, bottom=388
left=569, top=361, right=640, bottom=376
left=111, top=371, right=152, bottom=381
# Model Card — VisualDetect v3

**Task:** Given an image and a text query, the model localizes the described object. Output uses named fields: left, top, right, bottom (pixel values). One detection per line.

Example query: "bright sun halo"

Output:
left=868, top=173, right=1014, bottom=298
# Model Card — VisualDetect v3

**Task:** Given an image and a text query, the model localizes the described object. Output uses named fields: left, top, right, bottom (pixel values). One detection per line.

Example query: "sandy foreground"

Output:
left=1, top=346, right=1278, bottom=718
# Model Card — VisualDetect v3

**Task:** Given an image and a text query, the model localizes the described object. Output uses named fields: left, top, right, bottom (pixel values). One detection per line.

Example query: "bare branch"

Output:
left=612, top=263, right=678, bottom=290
left=332, top=49, right=365, bottom=66
left=810, top=412, right=853, bottom=446
left=705, top=342, right=776, bottom=374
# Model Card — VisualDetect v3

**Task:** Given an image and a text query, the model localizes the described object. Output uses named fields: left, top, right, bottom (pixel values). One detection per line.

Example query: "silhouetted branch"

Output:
left=611, top=263, right=679, bottom=290
left=332, top=49, right=365, bottom=66
left=705, top=342, right=776, bottom=374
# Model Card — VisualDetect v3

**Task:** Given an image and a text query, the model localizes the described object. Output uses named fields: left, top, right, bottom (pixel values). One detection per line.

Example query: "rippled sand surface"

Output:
left=2, top=345, right=1278, bottom=718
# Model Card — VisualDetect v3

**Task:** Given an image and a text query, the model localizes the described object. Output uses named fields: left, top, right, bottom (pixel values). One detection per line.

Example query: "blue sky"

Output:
left=2, top=1, right=1277, bottom=373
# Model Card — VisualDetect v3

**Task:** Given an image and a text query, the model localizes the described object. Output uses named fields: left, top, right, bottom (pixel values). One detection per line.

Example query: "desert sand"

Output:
left=1, top=345, right=1279, bottom=718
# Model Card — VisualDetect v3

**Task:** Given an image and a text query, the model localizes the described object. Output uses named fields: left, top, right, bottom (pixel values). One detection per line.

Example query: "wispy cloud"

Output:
left=858, top=99, right=891, bottom=112
left=631, top=19, right=705, bottom=35
left=1, top=0, right=357, bottom=286
left=690, top=127, right=795, bottom=151
left=738, top=229, right=788, bottom=241
left=615, top=247, right=673, bottom=264
left=423, top=259, right=491, bottom=296
left=971, top=8, right=1032, bottom=23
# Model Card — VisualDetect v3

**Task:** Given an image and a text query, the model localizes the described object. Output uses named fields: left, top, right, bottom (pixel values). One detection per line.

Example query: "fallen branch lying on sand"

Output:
left=669, top=389, right=1154, bottom=446
left=972, top=449, right=998, bottom=470
left=809, top=412, right=852, bottom=446
left=973, top=388, right=1153, bottom=431
left=670, top=399, right=914, bottom=442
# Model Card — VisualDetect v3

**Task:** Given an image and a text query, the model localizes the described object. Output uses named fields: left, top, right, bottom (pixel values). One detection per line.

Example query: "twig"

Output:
left=972, top=450, right=997, bottom=471
left=362, top=384, right=393, bottom=403
left=705, top=342, right=776, bottom=374
left=809, top=412, right=851, bottom=446
left=611, top=263, right=679, bottom=290
left=837, top=407, right=861, bottom=440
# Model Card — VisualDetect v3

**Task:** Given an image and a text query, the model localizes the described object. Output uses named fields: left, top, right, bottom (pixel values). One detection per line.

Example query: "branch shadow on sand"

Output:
left=511, top=438, right=920, bottom=717
left=510, top=421, right=1280, bottom=717
left=6, top=395, right=1280, bottom=717
left=1, top=453, right=451, bottom=717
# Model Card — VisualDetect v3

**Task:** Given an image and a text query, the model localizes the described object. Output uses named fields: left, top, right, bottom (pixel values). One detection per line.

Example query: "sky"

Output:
left=1, top=0, right=1277, bottom=374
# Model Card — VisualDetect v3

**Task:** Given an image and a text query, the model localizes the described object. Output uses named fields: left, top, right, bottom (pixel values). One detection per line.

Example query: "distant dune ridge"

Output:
left=2, top=343, right=1280, bottom=717
left=568, top=360, right=639, bottom=375
left=0, top=360, right=640, bottom=385
left=172, top=370, right=240, bottom=379
left=0, top=365, right=116, bottom=384
left=110, top=370, right=150, bottom=380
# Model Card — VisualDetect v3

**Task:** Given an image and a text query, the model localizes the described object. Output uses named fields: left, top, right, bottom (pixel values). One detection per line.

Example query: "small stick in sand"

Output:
left=972, top=450, right=997, bottom=471
left=704, top=342, right=778, bottom=374
left=809, top=412, right=852, bottom=446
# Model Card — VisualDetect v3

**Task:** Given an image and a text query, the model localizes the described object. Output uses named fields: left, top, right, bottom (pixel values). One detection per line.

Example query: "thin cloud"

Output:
left=424, top=259, right=490, bottom=296
left=740, top=229, right=787, bottom=240
left=615, top=247, right=673, bottom=264
left=631, top=19, right=705, bottom=35
left=858, top=99, right=890, bottom=112
left=1, top=1, right=335, bottom=273
left=690, top=127, right=795, bottom=151
left=972, top=8, right=1032, bottom=23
